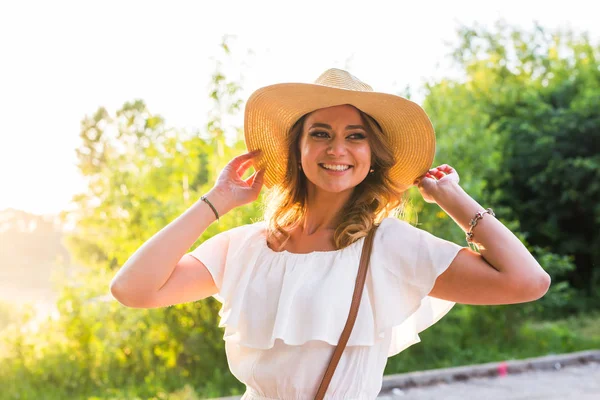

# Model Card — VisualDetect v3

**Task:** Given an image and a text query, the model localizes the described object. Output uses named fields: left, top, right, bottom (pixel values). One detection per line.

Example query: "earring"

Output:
left=298, top=163, right=302, bottom=171
left=369, top=167, right=374, bottom=173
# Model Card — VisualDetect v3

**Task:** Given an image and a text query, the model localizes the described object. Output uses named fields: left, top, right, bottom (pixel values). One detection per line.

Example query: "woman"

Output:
left=110, top=68, right=551, bottom=399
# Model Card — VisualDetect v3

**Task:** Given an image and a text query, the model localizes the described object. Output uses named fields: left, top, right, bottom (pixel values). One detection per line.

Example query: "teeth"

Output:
left=322, top=164, right=350, bottom=171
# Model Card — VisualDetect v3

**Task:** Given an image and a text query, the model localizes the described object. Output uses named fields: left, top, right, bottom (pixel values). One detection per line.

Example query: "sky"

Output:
left=0, top=0, right=597, bottom=216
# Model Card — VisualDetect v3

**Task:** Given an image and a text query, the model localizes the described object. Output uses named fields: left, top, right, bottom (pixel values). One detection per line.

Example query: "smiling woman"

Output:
left=110, top=68, right=550, bottom=400
left=263, top=103, right=401, bottom=252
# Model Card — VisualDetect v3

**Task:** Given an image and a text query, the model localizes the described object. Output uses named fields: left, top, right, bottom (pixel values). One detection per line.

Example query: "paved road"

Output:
left=378, top=361, right=600, bottom=399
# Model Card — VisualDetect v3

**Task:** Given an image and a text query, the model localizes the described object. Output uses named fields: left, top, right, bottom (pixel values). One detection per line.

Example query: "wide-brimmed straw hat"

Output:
left=244, top=68, right=436, bottom=190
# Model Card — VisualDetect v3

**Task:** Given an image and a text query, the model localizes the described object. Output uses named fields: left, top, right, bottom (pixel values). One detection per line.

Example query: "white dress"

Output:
left=189, top=217, right=463, bottom=400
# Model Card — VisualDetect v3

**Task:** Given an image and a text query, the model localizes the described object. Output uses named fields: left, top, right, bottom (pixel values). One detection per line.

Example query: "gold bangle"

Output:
left=200, top=195, right=219, bottom=223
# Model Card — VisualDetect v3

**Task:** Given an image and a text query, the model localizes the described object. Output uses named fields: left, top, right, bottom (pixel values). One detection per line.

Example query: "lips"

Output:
left=319, top=163, right=353, bottom=171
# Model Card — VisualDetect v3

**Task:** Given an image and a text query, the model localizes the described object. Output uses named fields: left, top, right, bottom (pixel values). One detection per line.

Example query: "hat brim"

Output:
left=244, top=82, right=436, bottom=190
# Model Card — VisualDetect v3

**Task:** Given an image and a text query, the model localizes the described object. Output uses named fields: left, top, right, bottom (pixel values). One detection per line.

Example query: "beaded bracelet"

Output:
left=466, top=208, right=495, bottom=247
left=200, top=195, right=219, bottom=223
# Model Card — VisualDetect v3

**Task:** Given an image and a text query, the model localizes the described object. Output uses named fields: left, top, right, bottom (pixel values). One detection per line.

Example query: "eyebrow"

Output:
left=308, top=123, right=366, bottom=130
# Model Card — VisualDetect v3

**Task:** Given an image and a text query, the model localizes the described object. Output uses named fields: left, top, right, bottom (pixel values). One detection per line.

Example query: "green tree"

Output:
left=0, top=38, right=257, bottom=399
left=420, top=21, right=597, bottom=315
left=3, top=28, right=599, bottom=400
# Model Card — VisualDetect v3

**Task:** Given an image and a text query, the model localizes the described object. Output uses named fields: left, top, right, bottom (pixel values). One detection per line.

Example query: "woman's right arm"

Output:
left=109, top=150, right=264, bottom=308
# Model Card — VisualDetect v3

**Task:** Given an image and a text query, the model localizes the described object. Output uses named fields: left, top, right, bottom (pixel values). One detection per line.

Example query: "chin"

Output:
left=304, top=170, right=369, bottom=194
left=312, top=180, right=361, bottom=194
left=321, top=186, right=353, bottom=194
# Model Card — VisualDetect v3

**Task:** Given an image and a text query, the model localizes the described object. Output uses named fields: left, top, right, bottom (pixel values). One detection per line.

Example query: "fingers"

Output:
left=252, top=169, right=265, bottom=189
left=413, top=172, right=432, bottom=186
left=236, top=159, right=254, bottom=176
left=230, top=149, right=262, bottom=169
left=414, top=164, right=457, bottom=185
left=427, top=165, right=455, bottom=180
left=244, top=169, right=265, bottom=190
left=437, top=164, right=454, bottom=174
left=430, top=168, right=445, bottom=180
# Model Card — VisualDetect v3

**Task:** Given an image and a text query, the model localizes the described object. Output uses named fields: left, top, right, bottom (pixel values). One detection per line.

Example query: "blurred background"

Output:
left=1, top=0, right=599, bottom=399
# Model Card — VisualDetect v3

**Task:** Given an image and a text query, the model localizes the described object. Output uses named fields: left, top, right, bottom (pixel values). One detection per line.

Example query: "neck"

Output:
left=301, top=184, right=353, bottom=235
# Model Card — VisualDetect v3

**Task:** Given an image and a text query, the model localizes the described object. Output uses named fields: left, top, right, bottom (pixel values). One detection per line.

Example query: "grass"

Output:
left=2, top=310, right=599, bottom=400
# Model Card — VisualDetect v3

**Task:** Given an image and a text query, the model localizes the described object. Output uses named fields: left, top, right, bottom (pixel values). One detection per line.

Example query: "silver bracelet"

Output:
left=466, top=208, right=495, bottom=244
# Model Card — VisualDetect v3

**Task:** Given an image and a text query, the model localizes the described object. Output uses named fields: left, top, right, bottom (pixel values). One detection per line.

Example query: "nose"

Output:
left=326, top=137, right=347, bottom=156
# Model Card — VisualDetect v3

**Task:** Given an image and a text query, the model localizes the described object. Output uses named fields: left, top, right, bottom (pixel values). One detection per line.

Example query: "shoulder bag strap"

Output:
left=314, top=224, right=379, bottom=400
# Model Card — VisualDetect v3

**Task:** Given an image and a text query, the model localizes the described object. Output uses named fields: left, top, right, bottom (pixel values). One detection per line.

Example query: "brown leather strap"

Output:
left=314, top=225, right=379, bottom=400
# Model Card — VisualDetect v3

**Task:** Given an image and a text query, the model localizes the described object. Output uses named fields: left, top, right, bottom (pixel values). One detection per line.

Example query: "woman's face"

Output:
left=298, top=104, right=372, bottom=194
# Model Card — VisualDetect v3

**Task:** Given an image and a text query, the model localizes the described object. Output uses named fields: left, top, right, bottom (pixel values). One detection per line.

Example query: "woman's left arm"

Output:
left=416, top=164, right=551, bottom=305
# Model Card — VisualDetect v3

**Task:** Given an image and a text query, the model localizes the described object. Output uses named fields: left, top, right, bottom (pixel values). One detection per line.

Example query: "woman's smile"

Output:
left=319, top=163, right=353, bottom=174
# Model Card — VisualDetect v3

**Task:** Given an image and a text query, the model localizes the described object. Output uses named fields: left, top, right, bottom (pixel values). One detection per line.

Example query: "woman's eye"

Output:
left=349, top=133, right=366, bottom=139
left=309, top=131, right=366, bottom=139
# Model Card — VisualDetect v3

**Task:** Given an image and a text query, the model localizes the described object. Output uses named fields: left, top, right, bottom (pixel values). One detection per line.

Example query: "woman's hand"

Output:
left=413, top=164, right=460, bottom=204
left=205, top=149, right=265, bottom=215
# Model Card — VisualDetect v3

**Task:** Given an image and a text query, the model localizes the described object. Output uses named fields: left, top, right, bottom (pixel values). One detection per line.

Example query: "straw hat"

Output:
left=244, top=68, right=436, bottom=190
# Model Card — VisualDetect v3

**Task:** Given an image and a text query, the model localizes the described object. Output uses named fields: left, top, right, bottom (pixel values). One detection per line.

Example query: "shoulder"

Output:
left=378, top=216, right=413, bottom=231
left=376, top=217, right=460, bottom=249
left=375, top=217, right=451, bottom=254
left=372, top=217, right=421, bottom=253
left=377, top=217, right=420, bottom=239
left=372, top=218, right=463, bottom=282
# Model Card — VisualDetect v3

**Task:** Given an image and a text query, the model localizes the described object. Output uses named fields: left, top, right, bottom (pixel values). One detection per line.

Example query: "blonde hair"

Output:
left=263, top=105, right=406, bottom=250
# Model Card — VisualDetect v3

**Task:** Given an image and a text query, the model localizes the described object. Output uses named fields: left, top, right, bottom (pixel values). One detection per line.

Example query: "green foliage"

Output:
left=465, top=23, right=600, bottom=298
left=421, top=21, right=599, bottom=315
left=385, top=305, right=600, bottom=375
left=388, top=20, right=598, bottom=381
left=0, top=279, right=239, bottom=399
left=2, top=27, right=599, bottom=399
left=0, top=38, right=252, bottom=399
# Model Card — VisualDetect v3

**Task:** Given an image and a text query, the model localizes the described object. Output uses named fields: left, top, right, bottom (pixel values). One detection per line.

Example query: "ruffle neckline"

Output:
left=258, top=224, right=365, bottom=257
left=213, top=220, right=458, bottom=358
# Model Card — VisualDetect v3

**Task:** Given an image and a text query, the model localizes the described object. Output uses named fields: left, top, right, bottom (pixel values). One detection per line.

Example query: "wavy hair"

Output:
left=264, top=105, right=406, bottom=250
